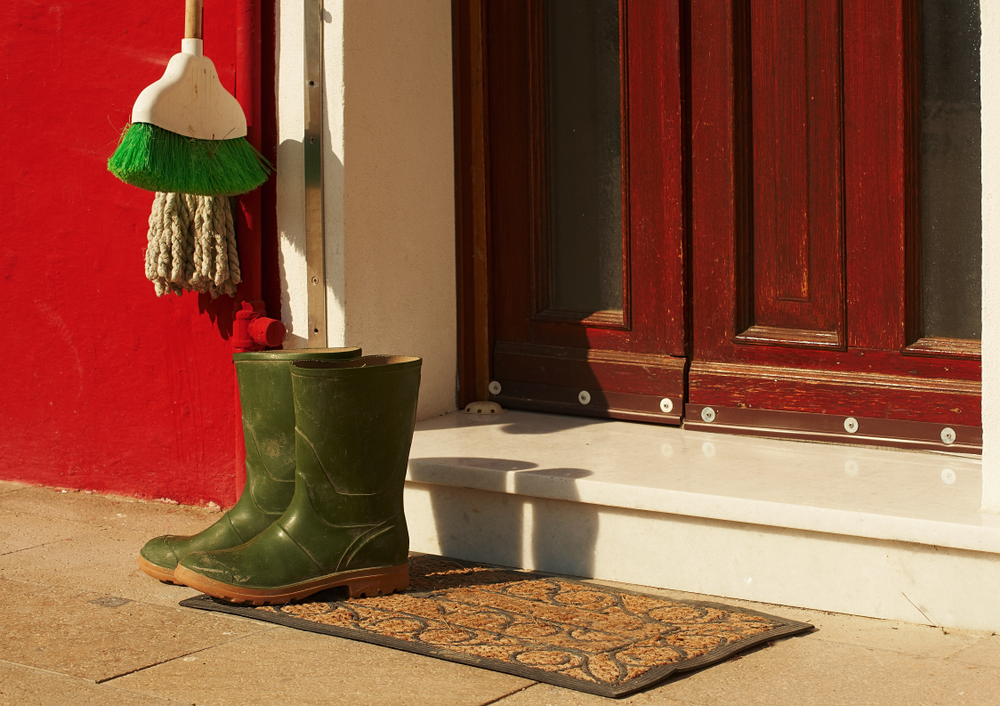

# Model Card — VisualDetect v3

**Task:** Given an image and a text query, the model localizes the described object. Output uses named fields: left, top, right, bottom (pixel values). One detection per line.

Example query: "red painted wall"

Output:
left=1, top=2, right=250, bottom=505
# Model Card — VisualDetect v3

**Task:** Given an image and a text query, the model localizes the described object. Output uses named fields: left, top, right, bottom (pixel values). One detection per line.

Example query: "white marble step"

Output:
left=404, top=410, right=1000, bottom=631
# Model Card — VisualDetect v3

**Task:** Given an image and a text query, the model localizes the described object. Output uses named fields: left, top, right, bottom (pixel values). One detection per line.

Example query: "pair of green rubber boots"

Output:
left=138, top=348, right=422, bottom=605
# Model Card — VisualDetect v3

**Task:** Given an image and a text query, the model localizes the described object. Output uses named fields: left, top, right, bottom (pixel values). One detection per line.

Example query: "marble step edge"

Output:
left=406, top=460, right=1000, bottom=555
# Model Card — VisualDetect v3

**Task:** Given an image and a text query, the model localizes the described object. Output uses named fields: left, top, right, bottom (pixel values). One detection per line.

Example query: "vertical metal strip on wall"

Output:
left=304, top=0, right=327, bottom=346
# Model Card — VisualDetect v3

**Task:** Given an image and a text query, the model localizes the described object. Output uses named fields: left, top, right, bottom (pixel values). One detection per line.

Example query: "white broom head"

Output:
left=131, top=39, right=247, bottom=142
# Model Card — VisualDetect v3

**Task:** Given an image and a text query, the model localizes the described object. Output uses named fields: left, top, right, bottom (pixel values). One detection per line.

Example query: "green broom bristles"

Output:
left=108, top=123, right=272, bottom=196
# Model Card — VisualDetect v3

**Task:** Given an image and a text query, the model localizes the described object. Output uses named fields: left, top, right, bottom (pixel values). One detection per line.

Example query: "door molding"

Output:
left=453, top=0, right=492, bottom=406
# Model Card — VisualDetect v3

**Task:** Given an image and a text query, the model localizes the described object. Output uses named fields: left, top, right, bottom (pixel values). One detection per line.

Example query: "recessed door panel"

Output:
left=542, top=0, right=624, bottom=318
left=918, top=0, right=982, bottom=342
left=486, top=0, right=686, bottom=424
left=689, top=0, right=981, bottom=446
left=746, top=0, right=844, bottom=346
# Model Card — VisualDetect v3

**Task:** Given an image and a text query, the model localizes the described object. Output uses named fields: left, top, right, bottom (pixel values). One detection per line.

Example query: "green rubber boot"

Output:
left=174, top=355, right=421, bottom=604
left=138, top=347, right=362, bottom=583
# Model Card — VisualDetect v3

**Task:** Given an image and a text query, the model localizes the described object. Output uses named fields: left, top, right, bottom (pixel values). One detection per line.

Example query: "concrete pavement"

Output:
left=1, top=480, right=997, bottom=705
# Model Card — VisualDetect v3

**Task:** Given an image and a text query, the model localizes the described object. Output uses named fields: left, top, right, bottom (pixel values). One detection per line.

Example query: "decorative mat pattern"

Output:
left=181, top=555, right=812, bottom=698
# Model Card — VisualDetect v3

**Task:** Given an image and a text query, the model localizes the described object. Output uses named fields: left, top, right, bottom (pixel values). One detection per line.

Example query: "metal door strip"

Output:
left=304, top=0, right=327, bottom=347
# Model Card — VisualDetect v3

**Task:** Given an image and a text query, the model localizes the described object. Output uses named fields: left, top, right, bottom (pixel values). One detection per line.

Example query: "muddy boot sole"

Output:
left=137, top=555, right=181, bottom=584
left=173, top=562, right=409, bottom=605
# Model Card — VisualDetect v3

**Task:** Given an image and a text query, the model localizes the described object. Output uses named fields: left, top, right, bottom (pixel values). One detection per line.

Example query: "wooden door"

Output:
left=687, top=0, right=982, bottom=452
left=482, top=0, right=687, bottom=424
left=455, top=0, right=982, bottom=453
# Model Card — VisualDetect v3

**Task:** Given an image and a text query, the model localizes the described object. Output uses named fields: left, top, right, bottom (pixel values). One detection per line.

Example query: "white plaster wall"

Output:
left=983, top=1, right=1000, bottom=513
left=275, top=0, right=457, bottom=419
left=341, top=1, right=457, bottom=419
left=275, top=0, right=310, bottom=348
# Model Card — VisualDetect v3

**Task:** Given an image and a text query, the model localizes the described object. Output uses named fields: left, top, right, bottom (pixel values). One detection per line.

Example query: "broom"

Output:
left=108, top=0, right=270, bottom=196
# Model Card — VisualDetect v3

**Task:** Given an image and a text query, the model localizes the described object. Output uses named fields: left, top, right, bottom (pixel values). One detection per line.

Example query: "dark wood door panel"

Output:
left=843, top=0, right=910, bottom=352
left=624, top=0, right=686, bottom=357
left=688, top=359, right=980, bottom=426
left=749, top=0, right=844, bottom=342
left=694, top=341, right=981, bottom=379
left=458, top=0, right=982, bottom=447
left=486, top=0, right=687, bottom=423
left=492, top=342, right=685, bottom=424
left=694, top=0, right=847, bottom=356
left=490, top=0, right=684, bottom=352
left=689, top=0, right=980, bottom=440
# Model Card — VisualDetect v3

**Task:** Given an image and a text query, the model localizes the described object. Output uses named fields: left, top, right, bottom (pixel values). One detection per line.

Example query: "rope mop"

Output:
left=145, top=192, right=241, bottom=298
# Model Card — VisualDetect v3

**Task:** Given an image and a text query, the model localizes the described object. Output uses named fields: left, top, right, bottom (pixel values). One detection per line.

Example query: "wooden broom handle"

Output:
left=185, top=0, right=203, bottom=39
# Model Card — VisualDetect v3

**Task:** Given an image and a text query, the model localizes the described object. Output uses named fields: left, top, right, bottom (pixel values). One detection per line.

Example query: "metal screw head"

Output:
left=462, top=401, right=505, bottom=416
left=941, top=468, right=957, bottom=484
left=659, top=398, right=674, bottom=414
left=844, top=417, right=859, bottom=434
left=701, top=407, right=716, bottom=423
left=488, top=381, right=502, bottom=396
left=941, top=427, right=956, bottom=445
left=578, top=390, right=592, bottom=405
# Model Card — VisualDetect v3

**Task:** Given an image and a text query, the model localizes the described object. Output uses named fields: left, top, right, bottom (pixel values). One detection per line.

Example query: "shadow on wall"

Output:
left=410, top=417, right=602, bottom=579
left=275, top=132, right=343, bottom=351
left=272, top=2, right=342, bottom=350
left=197, top=292, right=236, bottom=339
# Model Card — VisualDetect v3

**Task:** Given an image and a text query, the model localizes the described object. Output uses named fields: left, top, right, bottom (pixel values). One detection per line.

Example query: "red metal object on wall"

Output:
left=0, top=1, right=276, bottom=505
left=233, top=302, right=286, bottom=353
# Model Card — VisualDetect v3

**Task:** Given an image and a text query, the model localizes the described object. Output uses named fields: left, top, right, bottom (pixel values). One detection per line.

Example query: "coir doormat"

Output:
left=180, top=555, right=813, bottom=698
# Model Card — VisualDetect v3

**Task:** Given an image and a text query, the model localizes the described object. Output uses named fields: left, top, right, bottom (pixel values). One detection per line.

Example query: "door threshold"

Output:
left=404, top=410, right=999, bottom=631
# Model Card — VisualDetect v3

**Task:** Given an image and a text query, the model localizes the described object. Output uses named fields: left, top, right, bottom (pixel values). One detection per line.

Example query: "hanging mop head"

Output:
left=108, top=10, right=271, bottom=196
left=145, top=192, right=241, bottom=298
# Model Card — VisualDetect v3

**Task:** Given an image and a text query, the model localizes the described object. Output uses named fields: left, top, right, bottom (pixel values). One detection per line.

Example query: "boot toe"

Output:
left=139, top=535, right=184, bottom=571
left=179, top=550, right=245, bottom=586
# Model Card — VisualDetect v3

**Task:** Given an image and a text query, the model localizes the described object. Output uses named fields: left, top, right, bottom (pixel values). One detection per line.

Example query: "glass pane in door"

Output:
left=919, top=0, right=981, bottom=339
left=544, top=0, right=623, bottom=316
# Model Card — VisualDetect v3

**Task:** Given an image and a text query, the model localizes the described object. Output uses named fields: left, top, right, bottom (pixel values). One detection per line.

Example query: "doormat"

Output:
left=180, top=555, right=813, bottom=698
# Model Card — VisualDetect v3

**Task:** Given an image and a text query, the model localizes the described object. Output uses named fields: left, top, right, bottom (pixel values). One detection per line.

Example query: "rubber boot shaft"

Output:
left=175, top=355, right=421, bottom=602
left=138, top=347, right=361, bottom=581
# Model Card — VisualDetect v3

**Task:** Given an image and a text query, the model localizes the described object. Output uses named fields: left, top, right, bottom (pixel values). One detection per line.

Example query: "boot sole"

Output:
left=137, top=556, right=180, bottom=584
left=173, top=563, right=409, bottom=605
